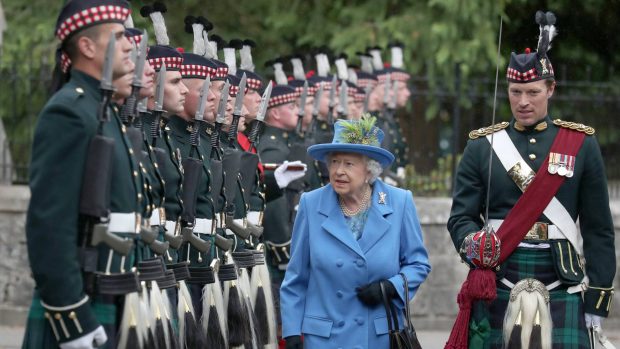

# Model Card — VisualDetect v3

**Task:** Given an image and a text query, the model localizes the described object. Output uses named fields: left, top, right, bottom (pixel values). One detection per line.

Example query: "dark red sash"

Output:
left=445, top=127, right=586, bottom=349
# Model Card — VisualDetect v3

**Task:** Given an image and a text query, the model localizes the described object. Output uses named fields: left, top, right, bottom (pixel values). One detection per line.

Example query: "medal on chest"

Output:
left=548, top=152, right=575, bottom=177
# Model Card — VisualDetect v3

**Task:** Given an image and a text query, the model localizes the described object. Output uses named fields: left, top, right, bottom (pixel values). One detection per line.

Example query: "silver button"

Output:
left=529, top=138, right=536, bottom=144
left=529, top=154, right=536, bottom=160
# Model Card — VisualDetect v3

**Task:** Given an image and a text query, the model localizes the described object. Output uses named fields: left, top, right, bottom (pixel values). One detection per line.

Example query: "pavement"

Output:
left=0, top=326, right=448, bottom=349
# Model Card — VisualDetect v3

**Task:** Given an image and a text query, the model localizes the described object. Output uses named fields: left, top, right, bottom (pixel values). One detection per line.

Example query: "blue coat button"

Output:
left=337, top=320, right=345, bottom=328
left=356, top=259, right=365, bottom=267
left=336, top=259, right=344, bottom=267
left=354, top=317, right=364, bottom=325
left=336, top=290, right=343, bottom=298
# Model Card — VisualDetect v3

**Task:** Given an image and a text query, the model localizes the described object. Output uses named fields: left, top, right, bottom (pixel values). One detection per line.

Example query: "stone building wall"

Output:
left=1, top=185, right=619, bottom=331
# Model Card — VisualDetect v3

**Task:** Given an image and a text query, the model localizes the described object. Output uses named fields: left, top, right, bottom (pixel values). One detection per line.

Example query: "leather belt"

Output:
left=187, top=267, right=215, bottom=285
left=95, top=272, right=140, bottom=295
left=488, top=219, right=564, bottom=242
left=194, top=218, right=215, bottom=234
left=108, top=212, right=139, bottom=234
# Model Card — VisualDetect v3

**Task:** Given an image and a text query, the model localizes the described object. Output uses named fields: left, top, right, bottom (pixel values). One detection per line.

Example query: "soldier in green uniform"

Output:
left=257, top=85, right=308, bottom=335
left=447, top=11, right=615, bottom=349
left=22, top=1, right=142, bottom=348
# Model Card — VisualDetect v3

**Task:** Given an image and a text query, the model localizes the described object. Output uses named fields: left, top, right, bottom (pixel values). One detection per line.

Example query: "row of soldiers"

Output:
left=22, top=1, right=413, bottom=348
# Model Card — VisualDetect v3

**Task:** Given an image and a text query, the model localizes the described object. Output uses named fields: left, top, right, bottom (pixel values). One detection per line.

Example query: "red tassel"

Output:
left=444, top=269, right=497, bottom=349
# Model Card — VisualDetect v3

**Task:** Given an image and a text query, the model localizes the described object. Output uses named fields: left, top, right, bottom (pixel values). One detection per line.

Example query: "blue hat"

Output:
left=307, top=115, right=395, bottom=168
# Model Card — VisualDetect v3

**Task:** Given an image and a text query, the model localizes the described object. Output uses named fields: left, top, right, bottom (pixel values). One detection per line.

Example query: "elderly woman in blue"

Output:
left=280, top=115, right=431, bottom=349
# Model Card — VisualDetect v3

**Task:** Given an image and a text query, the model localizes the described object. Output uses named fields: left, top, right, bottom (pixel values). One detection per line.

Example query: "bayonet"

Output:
left=228, top=73, right=247, bottom=145
left=295, top=80, right=309, bottom=136
left=100, top=32, right=116, bottom=92
left=327, top=75, right=338, bottom=124
left=248, top=81, right=272, bottom=149
left=150, top=64, right=167, bottom=146
left=389, top=79, right=398, bottom=111
left=382, top=74, right=391, bottom=106
left=211, top=80, right=230, bottom=158
left=189, top=77, right=211, bottom=156
left=337, top=81, right=348, bottom=118
left=132, top=30, right=148, bottom=88
left=362, top=84, right=372, bottom=114
left=120, top=31, right=148, bottom=125
left=308, top=82, right=324, bottom=139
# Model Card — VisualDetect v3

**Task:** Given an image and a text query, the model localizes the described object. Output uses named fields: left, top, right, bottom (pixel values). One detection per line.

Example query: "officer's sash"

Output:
left=487, top=130, right=582, bottom=255
left=487, top=128, right=586, bottom=265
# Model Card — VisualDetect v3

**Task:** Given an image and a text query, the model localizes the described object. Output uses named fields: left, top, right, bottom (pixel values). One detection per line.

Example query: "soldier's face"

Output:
left=163, top=71, right=188, bottom=115
left=243, top=89, right=262, bottom=120
left=139, top=61, right=155, bottom=99
left=302, top=96, right=314, bottom=128
left=508, top=80, right=555, bottom=126
left=328, top=152, right=371, bottom=198
left=277, top=102, right=299, bottom=131
left=182, top=78, right=212, bottom=120
left=319, top=90, right=331, bottom=117
left=95, top=23, right=134, bottom=79
left=369, top=82, right=386, bottom=111
left=396, top=81, right=411, bottom=108
left=347, top=99, right=360, bottom=120
left=112, top=72, right=133, bottom=100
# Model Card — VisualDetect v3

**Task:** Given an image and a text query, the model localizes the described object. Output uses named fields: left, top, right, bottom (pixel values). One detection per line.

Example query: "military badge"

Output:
left=378, top=192, right=387, bottom=204
left=548, top=152, right=575, bottom=177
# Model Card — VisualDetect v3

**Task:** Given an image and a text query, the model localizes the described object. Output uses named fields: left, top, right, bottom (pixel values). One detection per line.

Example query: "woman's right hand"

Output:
left=285, top=335, right=303, bottom=349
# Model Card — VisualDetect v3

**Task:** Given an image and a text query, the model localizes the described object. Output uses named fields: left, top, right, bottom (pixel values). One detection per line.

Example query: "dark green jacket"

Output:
left=26, top=70, right=143, bottom=341
left=448, top=115, right=616, bottom=316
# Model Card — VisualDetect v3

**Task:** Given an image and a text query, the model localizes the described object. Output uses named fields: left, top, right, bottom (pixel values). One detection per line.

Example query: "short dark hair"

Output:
left=61, top=25, right=103, bottom=61
left=544, top=78, right=556, bottom=89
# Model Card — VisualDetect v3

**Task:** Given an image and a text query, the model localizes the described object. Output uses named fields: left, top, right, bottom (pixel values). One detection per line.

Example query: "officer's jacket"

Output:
left=280, top=180, right=431, bottom=349
left=448, top=115, right=616, bottom=316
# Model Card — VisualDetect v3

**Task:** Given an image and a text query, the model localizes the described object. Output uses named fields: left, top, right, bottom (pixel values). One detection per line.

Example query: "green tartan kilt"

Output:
left=470, top=247, right=589, bottom=349
left=21, top=290, right=119, bottom=349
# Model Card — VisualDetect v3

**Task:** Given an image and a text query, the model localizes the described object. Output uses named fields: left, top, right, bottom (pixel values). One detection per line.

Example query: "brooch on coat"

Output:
left=378, top=192, right=387, bottom=204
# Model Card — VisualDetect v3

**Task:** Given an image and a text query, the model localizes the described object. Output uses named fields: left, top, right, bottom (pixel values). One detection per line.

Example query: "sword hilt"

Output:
left=295, top=115, right=304, bottom=136
left=228, top=114, right=241, bottom=145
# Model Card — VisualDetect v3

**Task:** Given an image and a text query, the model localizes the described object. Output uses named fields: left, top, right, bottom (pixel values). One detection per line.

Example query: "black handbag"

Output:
left=380, top=273, right=422, bottom=349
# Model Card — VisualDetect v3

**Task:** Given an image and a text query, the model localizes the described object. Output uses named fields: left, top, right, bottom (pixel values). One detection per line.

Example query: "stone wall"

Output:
left=1, top=185, right=619, bottom=331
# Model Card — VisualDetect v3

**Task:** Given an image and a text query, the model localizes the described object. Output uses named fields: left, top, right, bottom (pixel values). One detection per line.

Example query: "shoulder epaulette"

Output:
left=468, top=121, right=510, bottom=139
left=553, top=119, right=595, bottom=135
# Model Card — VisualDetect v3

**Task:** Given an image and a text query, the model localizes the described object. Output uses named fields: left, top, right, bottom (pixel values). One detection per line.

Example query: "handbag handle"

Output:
left=399, top=272, right=414, bottom=330
left=380, top=281, right=399, bottom=332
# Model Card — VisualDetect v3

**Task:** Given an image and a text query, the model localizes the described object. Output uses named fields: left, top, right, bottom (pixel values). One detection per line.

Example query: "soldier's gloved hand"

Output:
left=274, top=160, right=307, bottom=189
left=285, top=335, right=303, bottom=349
left=356, top=280, right=397, bottom=306
left=59, top=325, right=107, bottom=349
left=585, top=313, right=602, bottom=328
left=396, top=166, right=406, bottom=180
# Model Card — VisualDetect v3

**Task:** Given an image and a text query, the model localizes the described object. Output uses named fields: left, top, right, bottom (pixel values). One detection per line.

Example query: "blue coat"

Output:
left=280, top=180, right=431, bottom=349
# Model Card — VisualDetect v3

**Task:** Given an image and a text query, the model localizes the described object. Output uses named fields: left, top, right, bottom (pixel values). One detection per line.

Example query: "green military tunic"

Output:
left=23, top=70, right=145, bottom=348
left=448, top=115, right=615, bottom=347
left=167, top=115, right=218, bottom=266
left=141, top=112, right=184, bottom=263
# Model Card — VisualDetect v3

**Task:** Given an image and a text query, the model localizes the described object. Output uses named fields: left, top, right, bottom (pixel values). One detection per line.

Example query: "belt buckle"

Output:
left=159, top=207, right=166, bottom=226
left=134, top=213, right=141, bottom=235
left=524, top=222, right=548, bottom=241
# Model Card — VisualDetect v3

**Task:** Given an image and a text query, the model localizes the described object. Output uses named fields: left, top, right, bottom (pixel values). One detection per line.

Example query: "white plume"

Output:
left=150, top=12, right=169, bottom=46
left=290, top=57, right=306, bottom=80
left=239, top=44, right=255, bottom=72
left=223, top=47, right=237, bottom=75
left=273, top=62, right=288, bottom=85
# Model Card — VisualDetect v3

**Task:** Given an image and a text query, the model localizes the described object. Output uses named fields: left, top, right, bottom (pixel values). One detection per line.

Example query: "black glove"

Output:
left=285, top=335, right=303, bottom=349
left=356, top=280, right=397, bottom=306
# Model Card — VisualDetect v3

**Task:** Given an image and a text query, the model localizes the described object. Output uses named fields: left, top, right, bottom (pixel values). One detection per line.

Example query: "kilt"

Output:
left=22, top=291, right=118, bottom=349
left=470, top=247, right=589, bottom=349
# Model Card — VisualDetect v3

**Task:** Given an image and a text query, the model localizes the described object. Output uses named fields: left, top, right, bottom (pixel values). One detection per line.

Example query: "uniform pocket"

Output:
left=550, top=240, right=584, bottom=285
left=301, top=315, right=333, bottom=338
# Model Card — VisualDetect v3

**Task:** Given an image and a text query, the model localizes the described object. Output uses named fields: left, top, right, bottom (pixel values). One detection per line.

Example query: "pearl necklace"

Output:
left=339, top=185, right=371, bottom=216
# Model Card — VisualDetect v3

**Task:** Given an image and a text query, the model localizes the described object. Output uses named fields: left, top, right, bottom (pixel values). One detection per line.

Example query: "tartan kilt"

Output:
left=470, top=247, right=589, bottom=349
left=21, top=290, right=118, bottom=349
